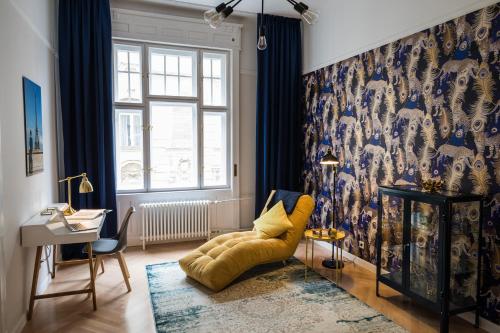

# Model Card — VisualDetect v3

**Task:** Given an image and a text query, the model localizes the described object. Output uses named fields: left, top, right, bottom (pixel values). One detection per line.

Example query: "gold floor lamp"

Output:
left=58, top=173, right=94, bottom=215
left=320, top=148, right=342, bottom=269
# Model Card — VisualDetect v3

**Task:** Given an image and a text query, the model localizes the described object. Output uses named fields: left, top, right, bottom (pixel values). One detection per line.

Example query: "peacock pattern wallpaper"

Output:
left=302, top=4, right=500, bottom=323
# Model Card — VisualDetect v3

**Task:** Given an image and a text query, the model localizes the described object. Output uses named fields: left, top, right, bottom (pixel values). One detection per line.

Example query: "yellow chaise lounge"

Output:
left=179, top=191, right=314, bottom=291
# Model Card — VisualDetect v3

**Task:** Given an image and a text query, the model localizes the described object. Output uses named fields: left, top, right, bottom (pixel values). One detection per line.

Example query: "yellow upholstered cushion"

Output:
left=179, top=194, right=315, bottom=291
left=253, top=201, right=293, bottom=239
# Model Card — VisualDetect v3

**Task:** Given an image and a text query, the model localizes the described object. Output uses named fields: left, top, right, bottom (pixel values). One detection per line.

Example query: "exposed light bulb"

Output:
left=293, top=2, right=319, bottom=25
left=208, top=6, right=233, bottom=29
left=301, top=8, right=319, bottom=24
left=209, top=12, right=225, bottom=28
left=203, top=8, right=218, bottom=23
left=257, top=34, right=267, bottom=50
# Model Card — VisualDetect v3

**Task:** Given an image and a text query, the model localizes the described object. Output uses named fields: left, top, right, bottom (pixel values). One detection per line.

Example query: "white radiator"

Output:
left=140, top=200, right=212, bottom=250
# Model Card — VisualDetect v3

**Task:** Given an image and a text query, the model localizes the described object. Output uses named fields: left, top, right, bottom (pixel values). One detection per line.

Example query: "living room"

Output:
left=0, top=0, right=498, bottom=332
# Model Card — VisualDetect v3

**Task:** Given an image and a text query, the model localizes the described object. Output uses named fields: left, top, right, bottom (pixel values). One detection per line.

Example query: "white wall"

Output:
left=0, top=1, right=57, bottom=332
left=303, top=0, right=499, bottom=73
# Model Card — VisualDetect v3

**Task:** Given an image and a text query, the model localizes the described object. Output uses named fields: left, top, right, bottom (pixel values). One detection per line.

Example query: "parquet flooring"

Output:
left=21, top=240, right=482, bottom=333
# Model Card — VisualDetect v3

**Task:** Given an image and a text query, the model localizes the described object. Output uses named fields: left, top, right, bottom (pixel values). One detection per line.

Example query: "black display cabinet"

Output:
left=376, top=185, right=484, bottom=333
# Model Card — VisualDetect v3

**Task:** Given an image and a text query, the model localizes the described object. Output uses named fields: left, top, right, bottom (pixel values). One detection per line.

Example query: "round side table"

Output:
left=304, top=229, right=346, bottom=285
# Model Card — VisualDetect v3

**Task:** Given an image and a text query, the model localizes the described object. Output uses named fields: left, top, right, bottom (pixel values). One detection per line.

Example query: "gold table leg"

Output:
left=311, top=239, right=314, bottom=271
left=305, top=237, right=308, bottom=281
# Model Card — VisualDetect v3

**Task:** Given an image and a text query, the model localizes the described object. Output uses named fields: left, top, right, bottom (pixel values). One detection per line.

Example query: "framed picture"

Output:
left=22, top=77, right=44, bottom=176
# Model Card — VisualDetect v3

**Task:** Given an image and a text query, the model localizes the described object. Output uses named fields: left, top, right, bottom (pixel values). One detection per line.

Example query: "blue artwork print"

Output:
left=23, top=77, right=43, bottom=176
left=302, top=5, right=500, bottom=324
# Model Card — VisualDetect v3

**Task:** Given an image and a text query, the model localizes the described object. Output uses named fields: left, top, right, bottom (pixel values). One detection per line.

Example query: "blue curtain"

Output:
left=255, top=14, right=303, bottom=216
left=58, top=0, right=117, bottom=259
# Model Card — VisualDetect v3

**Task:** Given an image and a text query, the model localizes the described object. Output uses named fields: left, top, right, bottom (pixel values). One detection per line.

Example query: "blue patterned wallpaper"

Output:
left=302, top=4, right=499, bottom=323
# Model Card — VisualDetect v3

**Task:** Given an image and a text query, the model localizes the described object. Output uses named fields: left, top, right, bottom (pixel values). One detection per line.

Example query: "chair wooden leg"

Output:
left=117, top=252, right=131, bottom=292
left=101, top=257, right=105, bottom=274
left=119, top=252, right=130, bottom=278
left=93, top=255, right=102, bottom=281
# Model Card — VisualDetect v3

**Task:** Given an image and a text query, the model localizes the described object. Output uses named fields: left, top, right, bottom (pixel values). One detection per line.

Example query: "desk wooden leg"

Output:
left=27, top=246, right=42, bottom=320
left=86, top=243, right=97, bottom=310
left=51, top=245, right=56, bottom=279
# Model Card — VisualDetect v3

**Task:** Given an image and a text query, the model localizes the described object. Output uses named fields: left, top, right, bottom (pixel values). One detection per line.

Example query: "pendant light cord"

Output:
left=260, top=0, right=264, bottom=30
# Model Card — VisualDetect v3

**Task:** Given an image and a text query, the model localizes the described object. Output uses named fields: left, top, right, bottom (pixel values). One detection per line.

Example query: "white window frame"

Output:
left=113, top=40, right=231, bottom=193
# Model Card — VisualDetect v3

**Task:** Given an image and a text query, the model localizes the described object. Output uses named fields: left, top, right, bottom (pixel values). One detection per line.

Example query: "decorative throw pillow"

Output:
left=253, top=201, right=294, bottom=239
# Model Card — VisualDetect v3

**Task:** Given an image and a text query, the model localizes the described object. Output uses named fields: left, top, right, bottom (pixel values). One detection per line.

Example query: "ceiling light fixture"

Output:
left=203, top=0, right=319, bottom=49
left=286, top=0, right=319, bottom=25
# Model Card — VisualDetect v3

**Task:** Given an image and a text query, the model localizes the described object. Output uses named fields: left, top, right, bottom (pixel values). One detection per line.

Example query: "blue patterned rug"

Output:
left=146, top=258, right=406, bottom=332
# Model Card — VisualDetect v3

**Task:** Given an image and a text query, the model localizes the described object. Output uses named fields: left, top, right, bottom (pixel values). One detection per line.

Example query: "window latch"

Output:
left=234, top=164, right=237, bottom=177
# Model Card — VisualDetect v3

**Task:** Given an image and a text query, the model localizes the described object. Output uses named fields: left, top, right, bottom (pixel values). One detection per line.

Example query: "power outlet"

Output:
left=359, top=240, right=365, bottom=250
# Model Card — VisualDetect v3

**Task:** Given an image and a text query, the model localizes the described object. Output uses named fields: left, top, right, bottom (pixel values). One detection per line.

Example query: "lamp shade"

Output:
left=320, top=149, right=339, bottom=165
left=79, top=174, right=94, bottom=193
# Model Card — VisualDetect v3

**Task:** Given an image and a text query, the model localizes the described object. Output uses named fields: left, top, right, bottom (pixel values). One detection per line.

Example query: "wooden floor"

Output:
left=21, top=241, right=482, bottom=333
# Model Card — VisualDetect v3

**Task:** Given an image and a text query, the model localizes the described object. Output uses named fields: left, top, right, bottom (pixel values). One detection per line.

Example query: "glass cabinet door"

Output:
left=380, top=194, right=404, bottom=285
left=409, top=201, right=440, bottom=303
left=449, top=201, right=480, bottom=308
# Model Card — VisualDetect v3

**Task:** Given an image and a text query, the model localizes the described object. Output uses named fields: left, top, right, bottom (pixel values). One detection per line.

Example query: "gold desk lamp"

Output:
left=58, top=173, right=94, bottom=216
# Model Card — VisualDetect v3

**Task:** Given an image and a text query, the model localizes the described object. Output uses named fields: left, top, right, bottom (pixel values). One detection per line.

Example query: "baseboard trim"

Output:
left=316, top=242, right=499, bottom=332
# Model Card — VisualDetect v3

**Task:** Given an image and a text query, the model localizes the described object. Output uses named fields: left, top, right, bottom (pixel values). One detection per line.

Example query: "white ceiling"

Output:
left=139, top=0, right=323, bottom=17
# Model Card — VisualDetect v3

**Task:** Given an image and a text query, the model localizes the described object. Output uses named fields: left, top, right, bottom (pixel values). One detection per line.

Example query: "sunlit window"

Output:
left=113, top=42, right=230, bottom=192
left=203, top=52, right=227, bottom=106
left=115, top=109, right=144, bottom=190
left=114, top=44, right=142, bottom=103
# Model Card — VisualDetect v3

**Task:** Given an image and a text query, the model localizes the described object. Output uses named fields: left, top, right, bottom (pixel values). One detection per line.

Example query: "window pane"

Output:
left=150, top=54, right=164, bottom=74
left=114, top=44, right=142, bottom=103
left=115, top=109, right=144, bottom=191
left=203, top=58, right=211, bottom=77
left=202, top=52, right=226, bottom=106
left=117, top=72, right=130, bottom=102
left=129, top=73, right=142, bottom=102
left=203, top=78, right=212, bottom=105
left=203, top=112, right=227, bottom=187
left=212, top=78, right=222, bottom=105
left=165, top=55, right=178, bottom=75
left=150, top=102, right=197, bottom=189
left=129, top=51, right=141, bottom=72
left=166, top=75, right=179, bottom=96
left=179, top=56, right=192, bottom=76
left=211, top=59, right=221, bottom=78
left=150, top=74, right=165, bottom=95
left=117, top=50, right=128, bottom=71
left=179, top=77, right=193, bottom=96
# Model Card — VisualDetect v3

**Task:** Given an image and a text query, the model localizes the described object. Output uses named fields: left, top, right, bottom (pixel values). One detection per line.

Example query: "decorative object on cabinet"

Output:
left=376, top=185, right=484, bottom=333
left=422, top=179, right=444, bottom=193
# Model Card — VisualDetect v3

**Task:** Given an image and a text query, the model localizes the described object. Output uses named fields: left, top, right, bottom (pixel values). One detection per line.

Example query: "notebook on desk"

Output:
left=66, top=209, right=106, bottom=220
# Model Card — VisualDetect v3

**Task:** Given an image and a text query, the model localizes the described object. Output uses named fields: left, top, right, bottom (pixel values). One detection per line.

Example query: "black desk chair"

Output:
left=92, top=206, right=135, bottom=292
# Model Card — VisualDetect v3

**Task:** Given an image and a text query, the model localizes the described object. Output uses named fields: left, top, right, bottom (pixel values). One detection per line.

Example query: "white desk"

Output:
left=21, top=204, right=107, bottom=320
